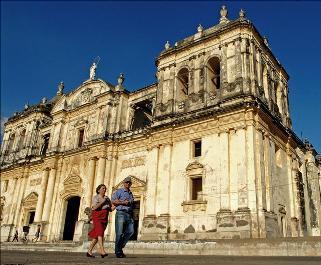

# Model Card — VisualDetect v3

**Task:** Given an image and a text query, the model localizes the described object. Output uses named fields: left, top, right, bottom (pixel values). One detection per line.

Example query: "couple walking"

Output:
left=87, top=176, right=134, bottom=258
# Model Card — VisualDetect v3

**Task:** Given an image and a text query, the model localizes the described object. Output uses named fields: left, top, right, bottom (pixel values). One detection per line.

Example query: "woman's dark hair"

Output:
left=96, top=184, right=106, bottom=194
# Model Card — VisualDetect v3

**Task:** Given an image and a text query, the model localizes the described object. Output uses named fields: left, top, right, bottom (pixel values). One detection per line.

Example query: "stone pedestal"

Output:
left=234, top=208, right=251, bottom=238
left=0, top=224, right=14, bottom=242
left=73, top=220, right=89, bottom=242
left=290, top=217, right=299, bottom=237
left=140, top=214, right=158, bottom=240
left=217, top=209, right=234, bottom=230
left=82, top=221, right=93, bottom=242
left=140, top=214, right=171, bottom=240
left=156, top=214, right=170, bottom=240
left=216, top=208, right=252, bottom=239
left=264, top=211, right=278, bottom=238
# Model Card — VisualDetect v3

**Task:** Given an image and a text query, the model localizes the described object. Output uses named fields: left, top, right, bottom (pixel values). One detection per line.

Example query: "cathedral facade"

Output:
left=1, top=6, right=320, bottom=243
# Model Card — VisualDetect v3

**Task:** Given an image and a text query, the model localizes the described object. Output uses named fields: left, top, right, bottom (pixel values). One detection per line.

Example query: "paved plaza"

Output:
left=1, top=250, right=321, bottom=265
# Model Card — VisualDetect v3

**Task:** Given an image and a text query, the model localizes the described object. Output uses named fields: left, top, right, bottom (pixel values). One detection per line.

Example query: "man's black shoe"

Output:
left=116, top=254, right=125, bottom=258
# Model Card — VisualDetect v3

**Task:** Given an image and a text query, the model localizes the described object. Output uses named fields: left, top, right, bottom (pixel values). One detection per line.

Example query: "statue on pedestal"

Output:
left=89, top=62, right=97, bottom=80
left=57, top=81, right=64, bottom=96
left=219, top=5, right=229, bottom=24
left=115, top=73, right=125, bottom=91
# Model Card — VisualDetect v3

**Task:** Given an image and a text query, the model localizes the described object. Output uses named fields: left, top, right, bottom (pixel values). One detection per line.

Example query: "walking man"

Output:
left=111, top=176, right=134, bottom=258
left=12, top=229, right=19, bottom=242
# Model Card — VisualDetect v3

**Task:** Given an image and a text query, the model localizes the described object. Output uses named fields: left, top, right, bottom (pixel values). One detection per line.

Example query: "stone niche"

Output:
left=216, top=208, right=252, bottom=239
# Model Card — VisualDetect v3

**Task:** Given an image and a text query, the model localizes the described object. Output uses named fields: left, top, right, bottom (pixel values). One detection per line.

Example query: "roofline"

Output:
left=156, top=19, right=289, bottom=80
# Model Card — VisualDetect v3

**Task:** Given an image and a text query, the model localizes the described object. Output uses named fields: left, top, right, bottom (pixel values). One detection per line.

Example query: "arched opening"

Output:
left=263, top=66, right=269, bottom=102
left=206, top=57, right=220, bottom=96
left=176, top=68, right=189, bottom=100
left=40, top=133, right=50, bottom=156
left=19, top=129, right=26, bottom=150
left=275, top=146, right=283, bottom=168
left=7, top=133, right=15, bottom=152
left=63, top=196, right=80, bottom=240
left=130, top=99, right=153, bottom=131
left=276, top=83, right=283, bottom=115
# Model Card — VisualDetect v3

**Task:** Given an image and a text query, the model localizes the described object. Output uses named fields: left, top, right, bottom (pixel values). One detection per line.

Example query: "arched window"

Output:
left=206, top=57, right=220, bottom=95
left=40, top=134, right=50, bottom=155
left=276, top=83, right=283, bottom=115
left=177, top=68, right=189, bottom=99
left=263, top=66, right=269, bottom=102
left=19, top=129, right=26, bottom=149
left=7, top=133, right=15, bottom=152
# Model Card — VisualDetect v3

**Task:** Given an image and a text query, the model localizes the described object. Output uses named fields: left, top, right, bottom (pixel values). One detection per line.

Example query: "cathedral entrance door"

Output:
left=129, top=200, right=140, bottom=240
left=62, top=196, right=80, bottom=240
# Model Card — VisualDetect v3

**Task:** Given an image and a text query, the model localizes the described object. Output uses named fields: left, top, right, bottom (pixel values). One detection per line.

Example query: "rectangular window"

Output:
left=191, top=177, right=202, bottom=200
left=193, top=140, right=202, bottom=157
left=78, top=129, right=85, bottom=147
left=28, top=211, right=35, bottom=225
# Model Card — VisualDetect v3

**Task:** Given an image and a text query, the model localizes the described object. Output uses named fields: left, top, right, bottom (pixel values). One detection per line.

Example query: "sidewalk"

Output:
left=1, top=237, right=321, bottom=256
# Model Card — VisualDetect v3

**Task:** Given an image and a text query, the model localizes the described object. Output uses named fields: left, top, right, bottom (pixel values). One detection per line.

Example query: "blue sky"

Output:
left=1, top=1, right=321, bottom=152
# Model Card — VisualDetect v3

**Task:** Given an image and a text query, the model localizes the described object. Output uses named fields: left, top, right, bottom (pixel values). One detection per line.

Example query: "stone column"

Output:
left=13, top=176, right=26, bottom=225
left=245, top=123, right=259, bottom=238
left=42, top=167, right=57, bottom=222
left=264, top=133, right=273, bottom=212
left=145, top=145, right=159, bottom=216
left=249, top=40, right=257, bottom=95
left=95, top=156, right=107, bottom=188
left=255, top=129, right=267, bottom=238
left=229, top=129, right=238, bottom=211
left=86, top=157, right=97, bottom=207
left=221, top=44, right=228, bottom=90
left=5, top=177, right=18, bottom=224
left=306, top=160, right=321, bottom=236
left=46, top=159, right=65, bottom=241
left=34, top=168, right=50, bottom=223
left=219, top=131, right=230, bottom=210
left=156, top=144, right=172, bottom=215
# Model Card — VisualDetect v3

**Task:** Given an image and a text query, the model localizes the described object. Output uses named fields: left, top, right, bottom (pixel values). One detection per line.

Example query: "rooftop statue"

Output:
left=89, top=62, right=97, bottom=80
left=219, top=5, right=229, bottom=24
left=57, top=81, right=64, bottom=96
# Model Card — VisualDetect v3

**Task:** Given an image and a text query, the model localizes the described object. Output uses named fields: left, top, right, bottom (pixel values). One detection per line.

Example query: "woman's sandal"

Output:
left=86, top=252, right=95, bottom=258
left=101, top=253, right=108, bottom=258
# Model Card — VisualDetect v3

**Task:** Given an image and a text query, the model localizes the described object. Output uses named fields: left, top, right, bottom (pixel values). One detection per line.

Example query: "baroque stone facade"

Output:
left=1, top=6, right=321, bottom=242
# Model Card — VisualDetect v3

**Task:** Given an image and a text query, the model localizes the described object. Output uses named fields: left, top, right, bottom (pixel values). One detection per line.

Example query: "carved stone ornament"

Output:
left=158, top=103, right=168, bottom=112
left=186, top=161, right=204, bottom=175
left=239, top=9, right=246, bottom=20
left=57, top=81, right=64, bottom=95
left=112, top=175, right=146, bottom=199
left=81, top=88, right=93, bottom=103
left=117, top=73, right=125, bottom=86
left=181, top=200, right=207, bottom=212
left=197, top=24, right=203, bottom=33
left=165, top=41, right=170, bottom=50
left=22, top=192, right=38, bottom=209
left=30, top=178, right=42, bottom=186
left=219, top=5, right=229, bottom=24
left=60, top=175, right=82, bottom=199
left=121, top=156, right=146, bottom=169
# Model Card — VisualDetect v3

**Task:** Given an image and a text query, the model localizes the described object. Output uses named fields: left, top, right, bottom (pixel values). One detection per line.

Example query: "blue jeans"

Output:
left=115, top=211, right=134, bottom=255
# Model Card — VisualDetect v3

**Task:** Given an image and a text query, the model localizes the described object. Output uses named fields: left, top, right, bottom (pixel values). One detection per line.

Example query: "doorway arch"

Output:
left=62, top=196, right=80, bottom=240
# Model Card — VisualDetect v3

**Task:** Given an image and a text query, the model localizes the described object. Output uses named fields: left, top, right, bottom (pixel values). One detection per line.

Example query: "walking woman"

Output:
left=87, top=184, right=114, bottom=258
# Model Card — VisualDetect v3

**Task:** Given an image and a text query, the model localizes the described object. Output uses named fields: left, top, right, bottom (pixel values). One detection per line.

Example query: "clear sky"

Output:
left=1, top=1, right=320, bottom=152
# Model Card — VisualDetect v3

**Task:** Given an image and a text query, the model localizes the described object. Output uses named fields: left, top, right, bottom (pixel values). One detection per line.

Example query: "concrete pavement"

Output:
left=1, top=250, right=321, bottom=265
